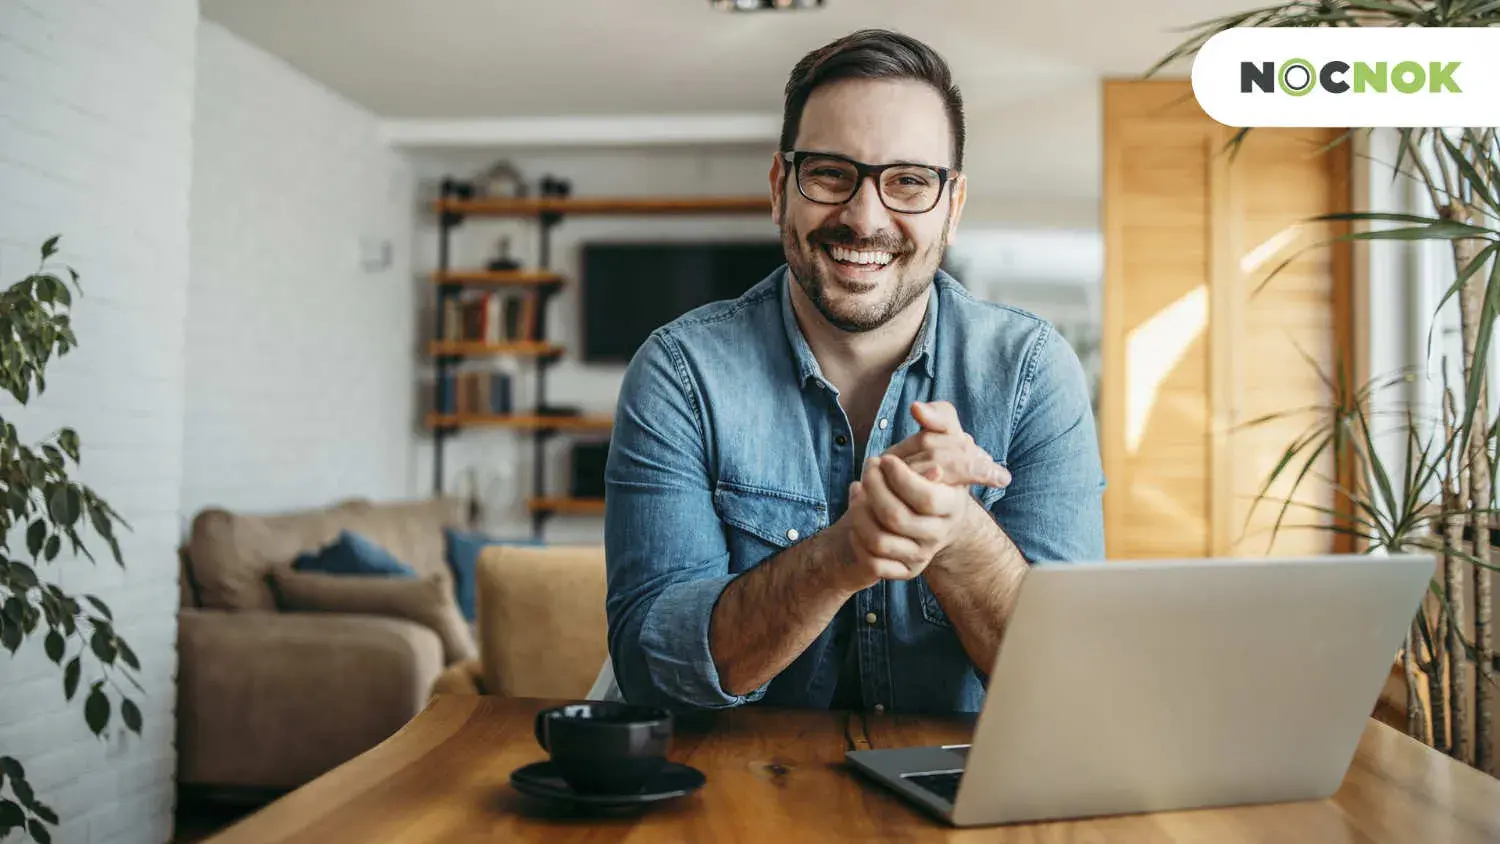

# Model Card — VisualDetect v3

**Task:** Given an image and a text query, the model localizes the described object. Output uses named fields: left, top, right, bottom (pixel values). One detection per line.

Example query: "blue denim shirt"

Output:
left=604, top=267, right=1105, bottom=714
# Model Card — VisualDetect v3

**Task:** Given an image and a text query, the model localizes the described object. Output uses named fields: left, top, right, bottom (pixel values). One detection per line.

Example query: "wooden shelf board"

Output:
left=431, top=270, right=563, bottom=287
left=528, top=496, right=606, bottom=516
left=429, top=340, right=562, bottom=358
left=434, top=196, right=771, bottom=217
left=427, top=413, right=613, bottom=432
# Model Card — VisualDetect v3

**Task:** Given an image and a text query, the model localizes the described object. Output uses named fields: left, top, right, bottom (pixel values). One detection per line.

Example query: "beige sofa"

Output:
left=177, top=496, right=474, bottom=793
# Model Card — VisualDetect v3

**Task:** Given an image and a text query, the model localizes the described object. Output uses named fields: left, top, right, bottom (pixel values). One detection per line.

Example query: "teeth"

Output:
left=828, top=246, right=894, bottom=266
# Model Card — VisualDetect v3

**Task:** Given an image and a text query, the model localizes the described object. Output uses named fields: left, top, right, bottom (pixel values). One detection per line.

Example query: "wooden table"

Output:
left=205, top=695, right=1500, bottom=843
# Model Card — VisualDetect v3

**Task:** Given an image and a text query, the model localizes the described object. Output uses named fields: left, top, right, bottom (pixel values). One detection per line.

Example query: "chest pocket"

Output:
left=713, top=481, right=827, bottom=572
left=918, top=484, right=1009, bottom=627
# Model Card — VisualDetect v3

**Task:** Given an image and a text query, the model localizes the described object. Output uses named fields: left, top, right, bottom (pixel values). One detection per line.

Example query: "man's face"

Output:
left=772, top=77, right=966, bottom=334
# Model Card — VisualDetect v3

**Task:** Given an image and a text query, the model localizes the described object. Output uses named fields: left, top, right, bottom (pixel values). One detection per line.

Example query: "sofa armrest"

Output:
left=177, top=608, right=444, bottom=790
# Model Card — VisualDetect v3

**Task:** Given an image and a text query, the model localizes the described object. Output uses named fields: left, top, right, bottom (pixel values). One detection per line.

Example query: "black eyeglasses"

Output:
left=781, top=150, right=954, bottom=214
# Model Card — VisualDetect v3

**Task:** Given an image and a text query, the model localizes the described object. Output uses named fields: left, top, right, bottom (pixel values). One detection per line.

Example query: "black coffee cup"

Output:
left=533, top=701, right=673, bottom=794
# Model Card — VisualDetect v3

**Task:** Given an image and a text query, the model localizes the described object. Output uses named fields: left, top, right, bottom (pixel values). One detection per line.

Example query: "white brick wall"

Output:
left=0, top=0, right=198, bottom=842
left=183, top=22, right=417, bottom=520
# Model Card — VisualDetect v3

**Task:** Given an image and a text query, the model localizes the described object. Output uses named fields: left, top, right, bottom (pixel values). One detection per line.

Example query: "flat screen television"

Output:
left=580, top=240, right=787, bottom=363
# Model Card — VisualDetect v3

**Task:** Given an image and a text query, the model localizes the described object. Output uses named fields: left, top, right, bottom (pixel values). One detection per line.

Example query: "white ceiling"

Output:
left=198, top=0, right=1237, bottom=119
left=198, top=0, right=1247, bottom=224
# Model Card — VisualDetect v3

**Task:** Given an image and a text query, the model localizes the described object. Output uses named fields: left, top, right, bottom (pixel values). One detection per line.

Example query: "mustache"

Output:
left=806, top=224, right=909, bottom=255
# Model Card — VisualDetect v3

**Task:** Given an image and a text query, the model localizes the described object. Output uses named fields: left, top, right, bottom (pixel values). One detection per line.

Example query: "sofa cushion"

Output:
left=476, top=544, right=607, bottom=699
left=444, top=528, right=542, bottom=622
left=294, top=531, right=418, bottom=578
left=270, top=570, right=478, bottom=665
left=185, top=497, right=468, bottom=611
left=341, top=498, right=469, bottom=587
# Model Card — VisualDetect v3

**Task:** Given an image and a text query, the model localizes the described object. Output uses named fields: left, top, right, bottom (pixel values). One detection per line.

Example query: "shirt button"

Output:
left=878, top=418, right=889, bottom=430
left=865, top=612, right=878, bottom=625
left=835, top=435, right=848, bottom=446
left=786, top=528, right=799, bottom=542
left=874, top=704, right=886, bottom=714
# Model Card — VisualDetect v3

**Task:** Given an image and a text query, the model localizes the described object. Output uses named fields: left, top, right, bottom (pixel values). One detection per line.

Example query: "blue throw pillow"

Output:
left=445, top=527, right=542, bottom=622
left=293, top=530, right=417, bottom=578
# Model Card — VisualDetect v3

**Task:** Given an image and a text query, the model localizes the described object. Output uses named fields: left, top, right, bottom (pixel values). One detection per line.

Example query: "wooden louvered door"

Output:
left=1101, top=79, right=1353, bottom=560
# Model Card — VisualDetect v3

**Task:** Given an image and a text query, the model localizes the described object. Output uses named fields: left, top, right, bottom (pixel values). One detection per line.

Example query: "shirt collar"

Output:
left=779, top=267, right=941, bottom=388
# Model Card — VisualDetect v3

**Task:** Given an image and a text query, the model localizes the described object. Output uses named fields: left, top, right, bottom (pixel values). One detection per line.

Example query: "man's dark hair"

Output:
left=780, top=29, right=966, bottom=171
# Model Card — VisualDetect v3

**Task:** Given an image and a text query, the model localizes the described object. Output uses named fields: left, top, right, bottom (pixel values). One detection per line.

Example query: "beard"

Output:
left=778, top=191, right=948, bottom=334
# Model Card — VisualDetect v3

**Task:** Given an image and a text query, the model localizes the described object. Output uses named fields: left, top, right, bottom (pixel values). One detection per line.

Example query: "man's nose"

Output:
left=837, top=175, right=893, bottom=234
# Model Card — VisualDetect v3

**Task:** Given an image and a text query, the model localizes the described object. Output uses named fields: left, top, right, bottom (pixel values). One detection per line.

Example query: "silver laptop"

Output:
left=846, top=553, right=1434, bottom=827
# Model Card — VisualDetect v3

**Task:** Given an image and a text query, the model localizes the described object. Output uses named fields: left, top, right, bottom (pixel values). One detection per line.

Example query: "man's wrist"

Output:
left=934, top=494, right=996, bottom=567
left=808, top=521, right=875, bottom=600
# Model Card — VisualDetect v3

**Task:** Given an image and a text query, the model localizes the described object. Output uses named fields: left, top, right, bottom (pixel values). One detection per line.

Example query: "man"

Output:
left=603, top=29, right=1104, bottom=715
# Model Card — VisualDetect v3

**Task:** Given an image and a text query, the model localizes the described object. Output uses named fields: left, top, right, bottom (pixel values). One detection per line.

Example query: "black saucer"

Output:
left=509, top=760, right=706, bottom=808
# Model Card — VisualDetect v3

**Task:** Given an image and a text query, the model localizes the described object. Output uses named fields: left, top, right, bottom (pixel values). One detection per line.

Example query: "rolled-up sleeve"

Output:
left=605, top=332, right=766, bottom=710
left=993, top=325, right=1106, bottom=563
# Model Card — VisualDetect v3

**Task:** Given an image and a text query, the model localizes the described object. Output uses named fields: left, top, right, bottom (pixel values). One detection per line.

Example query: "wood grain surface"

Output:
left=202, top=695, right=1500, bottom=843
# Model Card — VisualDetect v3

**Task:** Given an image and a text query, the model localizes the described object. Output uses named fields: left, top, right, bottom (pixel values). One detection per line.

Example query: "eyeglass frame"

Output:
left=779, top=150, right=956, bottom=215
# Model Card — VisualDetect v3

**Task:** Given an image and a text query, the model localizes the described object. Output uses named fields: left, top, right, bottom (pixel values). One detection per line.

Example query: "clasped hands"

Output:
left=833, top=401, right=1008, bottom=592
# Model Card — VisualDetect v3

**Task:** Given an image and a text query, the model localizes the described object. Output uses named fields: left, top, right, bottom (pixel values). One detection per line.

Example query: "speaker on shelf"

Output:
left=570, top=441, right=610, bottom=499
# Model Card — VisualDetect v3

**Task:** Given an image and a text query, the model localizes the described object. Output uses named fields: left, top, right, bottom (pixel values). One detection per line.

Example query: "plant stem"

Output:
left=1458, top=226, right=1497, bottom=774
left=1440, top=386, right=1461, bottom=755
left=1405, top=624, right=1430, bottom=744
left=1454, top=217, right=1486, bottom=768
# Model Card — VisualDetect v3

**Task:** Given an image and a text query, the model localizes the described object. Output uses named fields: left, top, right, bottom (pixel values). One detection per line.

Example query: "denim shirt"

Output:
left=604, top=267, right=1105, bottom=714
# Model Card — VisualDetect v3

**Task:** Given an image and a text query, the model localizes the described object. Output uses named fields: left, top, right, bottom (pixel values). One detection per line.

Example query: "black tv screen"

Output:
left=581, top=241, right=787, bottom=363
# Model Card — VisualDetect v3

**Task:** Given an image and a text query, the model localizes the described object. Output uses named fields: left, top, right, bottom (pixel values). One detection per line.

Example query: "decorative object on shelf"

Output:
left=487, top=235, right=521, bottom=272
left=0, top=236, right=136, bottom=844
left=478, top=160, right=528, bottom=199
left=538, top=174, right=572, bottom=199
left=439, top=177, right=474, bottom=201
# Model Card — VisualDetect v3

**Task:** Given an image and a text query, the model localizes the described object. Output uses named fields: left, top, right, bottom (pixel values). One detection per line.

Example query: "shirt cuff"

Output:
left=639, top=573, right=769, bottom=709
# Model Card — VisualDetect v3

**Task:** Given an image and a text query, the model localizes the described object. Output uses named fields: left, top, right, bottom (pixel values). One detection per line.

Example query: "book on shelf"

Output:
left=443, top=290, right=535, bottom=344
left=437, top=371, right=514, bottom=416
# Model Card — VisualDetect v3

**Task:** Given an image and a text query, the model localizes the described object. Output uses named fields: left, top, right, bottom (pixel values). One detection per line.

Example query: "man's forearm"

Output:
left=924, top=499, right=1028, bottom=675
left=709, top=526, right=863, bottom=697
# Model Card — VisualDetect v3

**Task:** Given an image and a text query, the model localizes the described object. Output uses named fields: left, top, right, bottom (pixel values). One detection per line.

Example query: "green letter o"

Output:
left=1279, top=58, right=1316, bottom=96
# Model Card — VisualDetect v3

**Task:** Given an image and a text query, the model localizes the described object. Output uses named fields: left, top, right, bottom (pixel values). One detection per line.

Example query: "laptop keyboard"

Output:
left=903, top=770, right=963, bottom=803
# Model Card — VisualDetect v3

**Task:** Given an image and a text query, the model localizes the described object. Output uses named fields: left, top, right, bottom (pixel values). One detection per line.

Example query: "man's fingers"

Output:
left=851, top=519, right=925, bottom=567
left=862, top=458, right=945, bottom=542
left=878, top=455, right=947, bottom=516
left=970, top=452, right=1011, bottom=488
left=909, top=460, right=942, bottom=482
left=992, top=462, right=1012, bottom=487
left=860, top=457, right=908, bottom=535
left=911, top=400, right=961, bottom=434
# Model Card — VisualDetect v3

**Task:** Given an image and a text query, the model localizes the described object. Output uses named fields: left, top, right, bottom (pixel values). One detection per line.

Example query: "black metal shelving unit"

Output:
left=432, top=177, right=576, bottom=540
left=428, top=181, right=771, bottom=539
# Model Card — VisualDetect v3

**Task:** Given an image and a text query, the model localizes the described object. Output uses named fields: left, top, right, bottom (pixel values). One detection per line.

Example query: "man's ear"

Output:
left=769, top=153, right=787, bottom=227
left=944, top=173, right=968, bottom=246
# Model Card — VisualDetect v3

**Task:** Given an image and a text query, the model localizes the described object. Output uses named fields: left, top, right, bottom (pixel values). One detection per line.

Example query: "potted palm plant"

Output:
left=1154, top=1, right=1500, bottom=775
left=0, top=237, right=140, bottom=843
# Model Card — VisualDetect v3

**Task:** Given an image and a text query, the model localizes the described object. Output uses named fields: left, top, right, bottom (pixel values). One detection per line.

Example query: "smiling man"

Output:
left=604, top=29, right=1105, bottom=714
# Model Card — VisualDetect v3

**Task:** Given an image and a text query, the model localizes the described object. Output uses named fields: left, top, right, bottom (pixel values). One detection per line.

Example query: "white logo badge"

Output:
left=1190, top=28, right=1500, bottom=127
